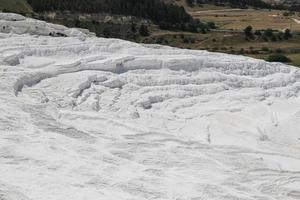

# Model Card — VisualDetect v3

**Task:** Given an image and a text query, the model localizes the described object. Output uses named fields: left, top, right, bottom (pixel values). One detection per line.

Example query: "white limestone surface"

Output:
left=0, top=13, right=300, bottom=200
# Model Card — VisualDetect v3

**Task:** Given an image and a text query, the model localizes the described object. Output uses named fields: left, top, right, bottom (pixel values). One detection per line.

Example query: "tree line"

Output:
left=27, top=0, right=216, bottom=33
left=186, top=0, right=272, bottom=9
left=27, top=0, right=191, bottom=24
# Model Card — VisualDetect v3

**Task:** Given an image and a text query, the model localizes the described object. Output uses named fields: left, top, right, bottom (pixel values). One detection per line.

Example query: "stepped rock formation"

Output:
left=0, top=13, right=300, bottom=200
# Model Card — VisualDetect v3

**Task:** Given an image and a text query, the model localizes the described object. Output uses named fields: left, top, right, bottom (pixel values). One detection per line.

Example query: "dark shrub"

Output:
left=267, top=54, right=291, bottom=63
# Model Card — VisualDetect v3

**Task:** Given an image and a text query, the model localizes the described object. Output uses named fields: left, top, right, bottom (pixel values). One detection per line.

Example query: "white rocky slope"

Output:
left=0, top=13, right=300, bottom=200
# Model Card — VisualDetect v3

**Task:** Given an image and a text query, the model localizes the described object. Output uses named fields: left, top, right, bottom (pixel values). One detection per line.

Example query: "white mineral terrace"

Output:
left=0, top=13, right=300, bottom=200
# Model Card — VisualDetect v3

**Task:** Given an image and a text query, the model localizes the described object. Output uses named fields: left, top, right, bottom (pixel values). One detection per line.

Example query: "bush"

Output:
left=156, top=37, right=164, bottom=44
left=183, top=37, right=190, bottom=43
left=263, top=29, right=274, bottom=38
left=239, top=48, right=245, bottom=54
left=283, top=11, right=293, bottom=16
left=139, top=24, right=150, bottom=37
left=290, top=48, right=300, bottom=54
left=102, top=27, right=112, bottom=38
left=284, top=29, right=292, bottom=40
left=275, top=48, right=285, bottom=53
left=267, top=54, right=291, bottom=63
left=254, top=30, right=262, bottom=36
left=130, top=23, right=137, bottom=33
left=271, top=35, right=277, bottom=42
left=277, top=32, right=283, bottom=40
left=206, top=21, right=217, bottom=29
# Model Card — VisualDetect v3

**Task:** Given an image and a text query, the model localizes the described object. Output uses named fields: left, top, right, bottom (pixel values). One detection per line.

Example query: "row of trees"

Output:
left=27, top=0, right=217, bottom=33
left=244, top=26, right=293, bottom=41
left=186, top=0, right=271, bottom=9
left=27, top=0, right=191, bottom=25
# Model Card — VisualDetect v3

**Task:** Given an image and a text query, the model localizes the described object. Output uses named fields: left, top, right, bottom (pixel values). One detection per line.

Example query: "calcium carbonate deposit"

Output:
left=0, top=13, right=300, bottom=200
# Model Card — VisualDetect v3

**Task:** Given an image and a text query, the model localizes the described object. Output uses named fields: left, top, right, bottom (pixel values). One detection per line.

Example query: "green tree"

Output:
left=139, top=24, right=150, bottom=37
left=206, top=21, right=217, bottom=29
left=244, top=26, right=253, bottom=39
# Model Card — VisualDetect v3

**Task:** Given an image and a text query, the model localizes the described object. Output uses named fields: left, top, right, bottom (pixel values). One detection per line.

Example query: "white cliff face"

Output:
left=0, top=13, right=300, bottom=200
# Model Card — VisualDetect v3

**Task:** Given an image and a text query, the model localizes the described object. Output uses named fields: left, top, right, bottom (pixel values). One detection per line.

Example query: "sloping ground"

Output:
left=0, top=0, right=32, bottom=13
left=0, top=13, right=300, bottom=200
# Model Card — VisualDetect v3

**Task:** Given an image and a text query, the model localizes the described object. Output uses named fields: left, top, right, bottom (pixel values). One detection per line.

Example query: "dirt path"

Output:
left=192, top=8, right=243, bottom=14
left=293, top=18, right=300, bottom=24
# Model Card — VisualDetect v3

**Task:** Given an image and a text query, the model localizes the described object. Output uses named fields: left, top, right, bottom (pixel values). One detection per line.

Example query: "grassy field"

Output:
left=191, top=8, right=300, bottom=67
left=147, top=30, right=300, bottom=67
left=185, top=4, right=233, bottom=12
left=286, top=53, right=300, bottom=66
left=191, top=9, right=300, bottom=31
left=143, top=5, right=300, bottom=67
left=0, top=0, right=32, bottom=13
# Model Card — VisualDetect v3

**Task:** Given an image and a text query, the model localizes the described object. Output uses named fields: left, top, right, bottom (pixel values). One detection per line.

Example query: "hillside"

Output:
left=0, top=0, right=32, bottom=13
left=27, top=0, right=191, bottom=23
